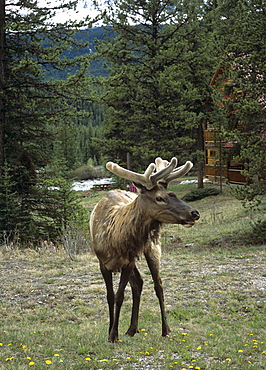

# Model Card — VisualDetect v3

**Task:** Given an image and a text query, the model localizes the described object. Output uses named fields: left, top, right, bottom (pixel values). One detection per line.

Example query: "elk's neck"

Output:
left=115, top=197, right=161, bottom=253
left=92, top=191, right=162, bottom=270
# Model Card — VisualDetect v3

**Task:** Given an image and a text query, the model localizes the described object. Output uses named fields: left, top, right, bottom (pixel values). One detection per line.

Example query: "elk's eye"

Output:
left=168, top=192, right=177, bottom=198
left=156, top=196, right=165, bottom=202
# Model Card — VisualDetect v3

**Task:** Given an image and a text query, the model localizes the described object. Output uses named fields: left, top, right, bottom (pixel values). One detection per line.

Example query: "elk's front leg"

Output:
left=144, top=244, right=170, bottom=337
left=109, top=263, right=135, bottom=343
left=126, top=266, right=143, bottom=336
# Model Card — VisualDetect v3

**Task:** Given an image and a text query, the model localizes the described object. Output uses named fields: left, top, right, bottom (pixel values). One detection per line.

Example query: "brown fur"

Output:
left=90, top=184, right=199, bottom=342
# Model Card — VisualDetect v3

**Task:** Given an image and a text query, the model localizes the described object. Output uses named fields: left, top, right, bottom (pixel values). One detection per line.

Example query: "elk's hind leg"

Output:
left=109, top=262, right=135, bottom=342
left=126, top=266, right=143, bottom=337
left=99, top=261, right=114, bottom=335
left=144, top=244, right=170, bottom=336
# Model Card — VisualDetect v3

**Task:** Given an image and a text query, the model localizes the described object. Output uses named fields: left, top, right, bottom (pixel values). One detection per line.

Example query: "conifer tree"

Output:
left=210, top=0, right=266, bottom=197
left=0, top=0, right=93, bottom=243
left=94, top=0, right=215, bottom=180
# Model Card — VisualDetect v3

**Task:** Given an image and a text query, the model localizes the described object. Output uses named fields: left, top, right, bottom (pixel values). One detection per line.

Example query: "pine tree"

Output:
left=0, top=0, right=93, bottom=243
left=210, top=0, right=266, bottom=196
left=93, top=0, right=215, bottom=179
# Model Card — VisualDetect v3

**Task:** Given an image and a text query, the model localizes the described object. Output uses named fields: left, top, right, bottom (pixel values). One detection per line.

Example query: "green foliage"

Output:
left=0, top=172, right=86, bottom=244
left=108, top=175, right=128, bottom=191
left=75, top=123, right=102, bottom=166
left=45, top=28, right=110, bottom=79
left=0, top=1, right=96, bottom=244
left=250, top=218, right=266, bottom=244
left=71, top=164, right=106, bottom=180
left=94, top=0, right=215, bottom=169
left=230, top=183, right=264, bottom=210
left=182, top=187, right=220, bottom=201
left=210, top=0, right=266, bottom=197
left=0, top=165, right=21, bottom=239
left=35, top=177, right=86, bottom=243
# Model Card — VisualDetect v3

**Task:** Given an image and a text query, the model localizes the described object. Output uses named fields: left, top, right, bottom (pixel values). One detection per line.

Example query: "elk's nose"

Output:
left=191, top=210, right=200, bottom=220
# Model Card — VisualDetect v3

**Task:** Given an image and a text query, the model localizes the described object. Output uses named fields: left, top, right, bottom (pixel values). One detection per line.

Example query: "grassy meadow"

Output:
left=0, top=180, right=265, bottom=369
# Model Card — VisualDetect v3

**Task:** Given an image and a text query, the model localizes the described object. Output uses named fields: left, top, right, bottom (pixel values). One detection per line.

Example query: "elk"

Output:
left=90, top=157, right=200, bottom=342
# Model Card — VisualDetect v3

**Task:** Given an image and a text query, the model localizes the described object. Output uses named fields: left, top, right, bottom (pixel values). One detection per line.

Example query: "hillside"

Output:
left=45, top=27, right=113, bottom=80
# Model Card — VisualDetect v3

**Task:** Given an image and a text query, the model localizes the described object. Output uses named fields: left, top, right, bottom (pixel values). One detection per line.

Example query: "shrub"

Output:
left=250, top=218, right=266, bottom=244
left=182, top=187, right=220, bottom=201
left=71, top=165, right=106, bottom=180
left=230, top=184, right=264, bottom=210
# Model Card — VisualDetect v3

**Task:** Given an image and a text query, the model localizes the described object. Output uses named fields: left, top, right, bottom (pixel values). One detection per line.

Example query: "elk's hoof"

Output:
left=162, top=327, right=171, bottom=337
left=108, top=331, right=118, bottom=343
left=125, top=328, right=139, bottom=337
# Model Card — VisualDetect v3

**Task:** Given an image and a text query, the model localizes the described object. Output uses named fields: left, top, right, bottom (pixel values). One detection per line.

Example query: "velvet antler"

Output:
left=154, top=157, right=193, bottom=185
left=106, top=157, right=177, bottom=190
left=106, top=157, right=192, bottom=189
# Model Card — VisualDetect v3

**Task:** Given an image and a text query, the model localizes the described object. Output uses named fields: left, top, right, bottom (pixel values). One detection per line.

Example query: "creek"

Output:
left=71, top=177, right=113, bottom=191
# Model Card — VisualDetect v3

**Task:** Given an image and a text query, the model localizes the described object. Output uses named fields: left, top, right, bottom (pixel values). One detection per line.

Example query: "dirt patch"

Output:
left=0, top=247, right=265, bottom=319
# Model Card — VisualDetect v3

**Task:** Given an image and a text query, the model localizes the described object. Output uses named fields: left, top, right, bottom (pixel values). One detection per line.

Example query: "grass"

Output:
left=0, top=181, right=266, bottom=369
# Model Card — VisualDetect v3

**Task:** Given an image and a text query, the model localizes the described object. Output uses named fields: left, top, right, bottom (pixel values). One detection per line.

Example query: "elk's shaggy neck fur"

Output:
left=91, top=189, right=161, bottom=271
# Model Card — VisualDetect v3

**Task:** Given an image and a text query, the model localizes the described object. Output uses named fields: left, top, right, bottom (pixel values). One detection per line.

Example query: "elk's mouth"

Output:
left=181, top=220, right=195, bottom=228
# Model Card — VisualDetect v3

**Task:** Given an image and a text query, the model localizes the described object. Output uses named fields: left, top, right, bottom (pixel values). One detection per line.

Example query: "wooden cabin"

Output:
left=204, top=66, right=247, bottom=184
left=204, top=121, right=247, bottom=184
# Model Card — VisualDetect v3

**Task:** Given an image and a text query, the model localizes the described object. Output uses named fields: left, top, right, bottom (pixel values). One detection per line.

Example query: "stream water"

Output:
left=71, top=177, right=113, bottom=191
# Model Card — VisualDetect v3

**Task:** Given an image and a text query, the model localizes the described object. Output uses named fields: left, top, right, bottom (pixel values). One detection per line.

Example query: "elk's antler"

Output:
left=155, top=157, right=193, bottom=184
left=106, top=157, right=178, bottom=190
left=106, top=157, right=193, bottom=190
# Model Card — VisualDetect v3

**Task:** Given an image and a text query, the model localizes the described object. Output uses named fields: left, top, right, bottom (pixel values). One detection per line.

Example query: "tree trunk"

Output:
left=197, top=121, right=204, bottom=189
left=197, top=160, right=204, bottom=189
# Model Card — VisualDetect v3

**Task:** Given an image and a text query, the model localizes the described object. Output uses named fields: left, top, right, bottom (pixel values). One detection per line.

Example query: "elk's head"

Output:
left=106, top=157, right=200, bottom=227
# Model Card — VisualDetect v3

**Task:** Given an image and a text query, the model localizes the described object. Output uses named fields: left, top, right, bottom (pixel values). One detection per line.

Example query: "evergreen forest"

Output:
left=0, top=0, right=265, bottom=245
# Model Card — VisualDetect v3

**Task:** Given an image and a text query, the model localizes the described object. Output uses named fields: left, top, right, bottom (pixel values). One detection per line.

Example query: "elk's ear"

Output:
left=133, top=182, right=147, bottom=192
left=158, top=181, right=168, bottom=189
